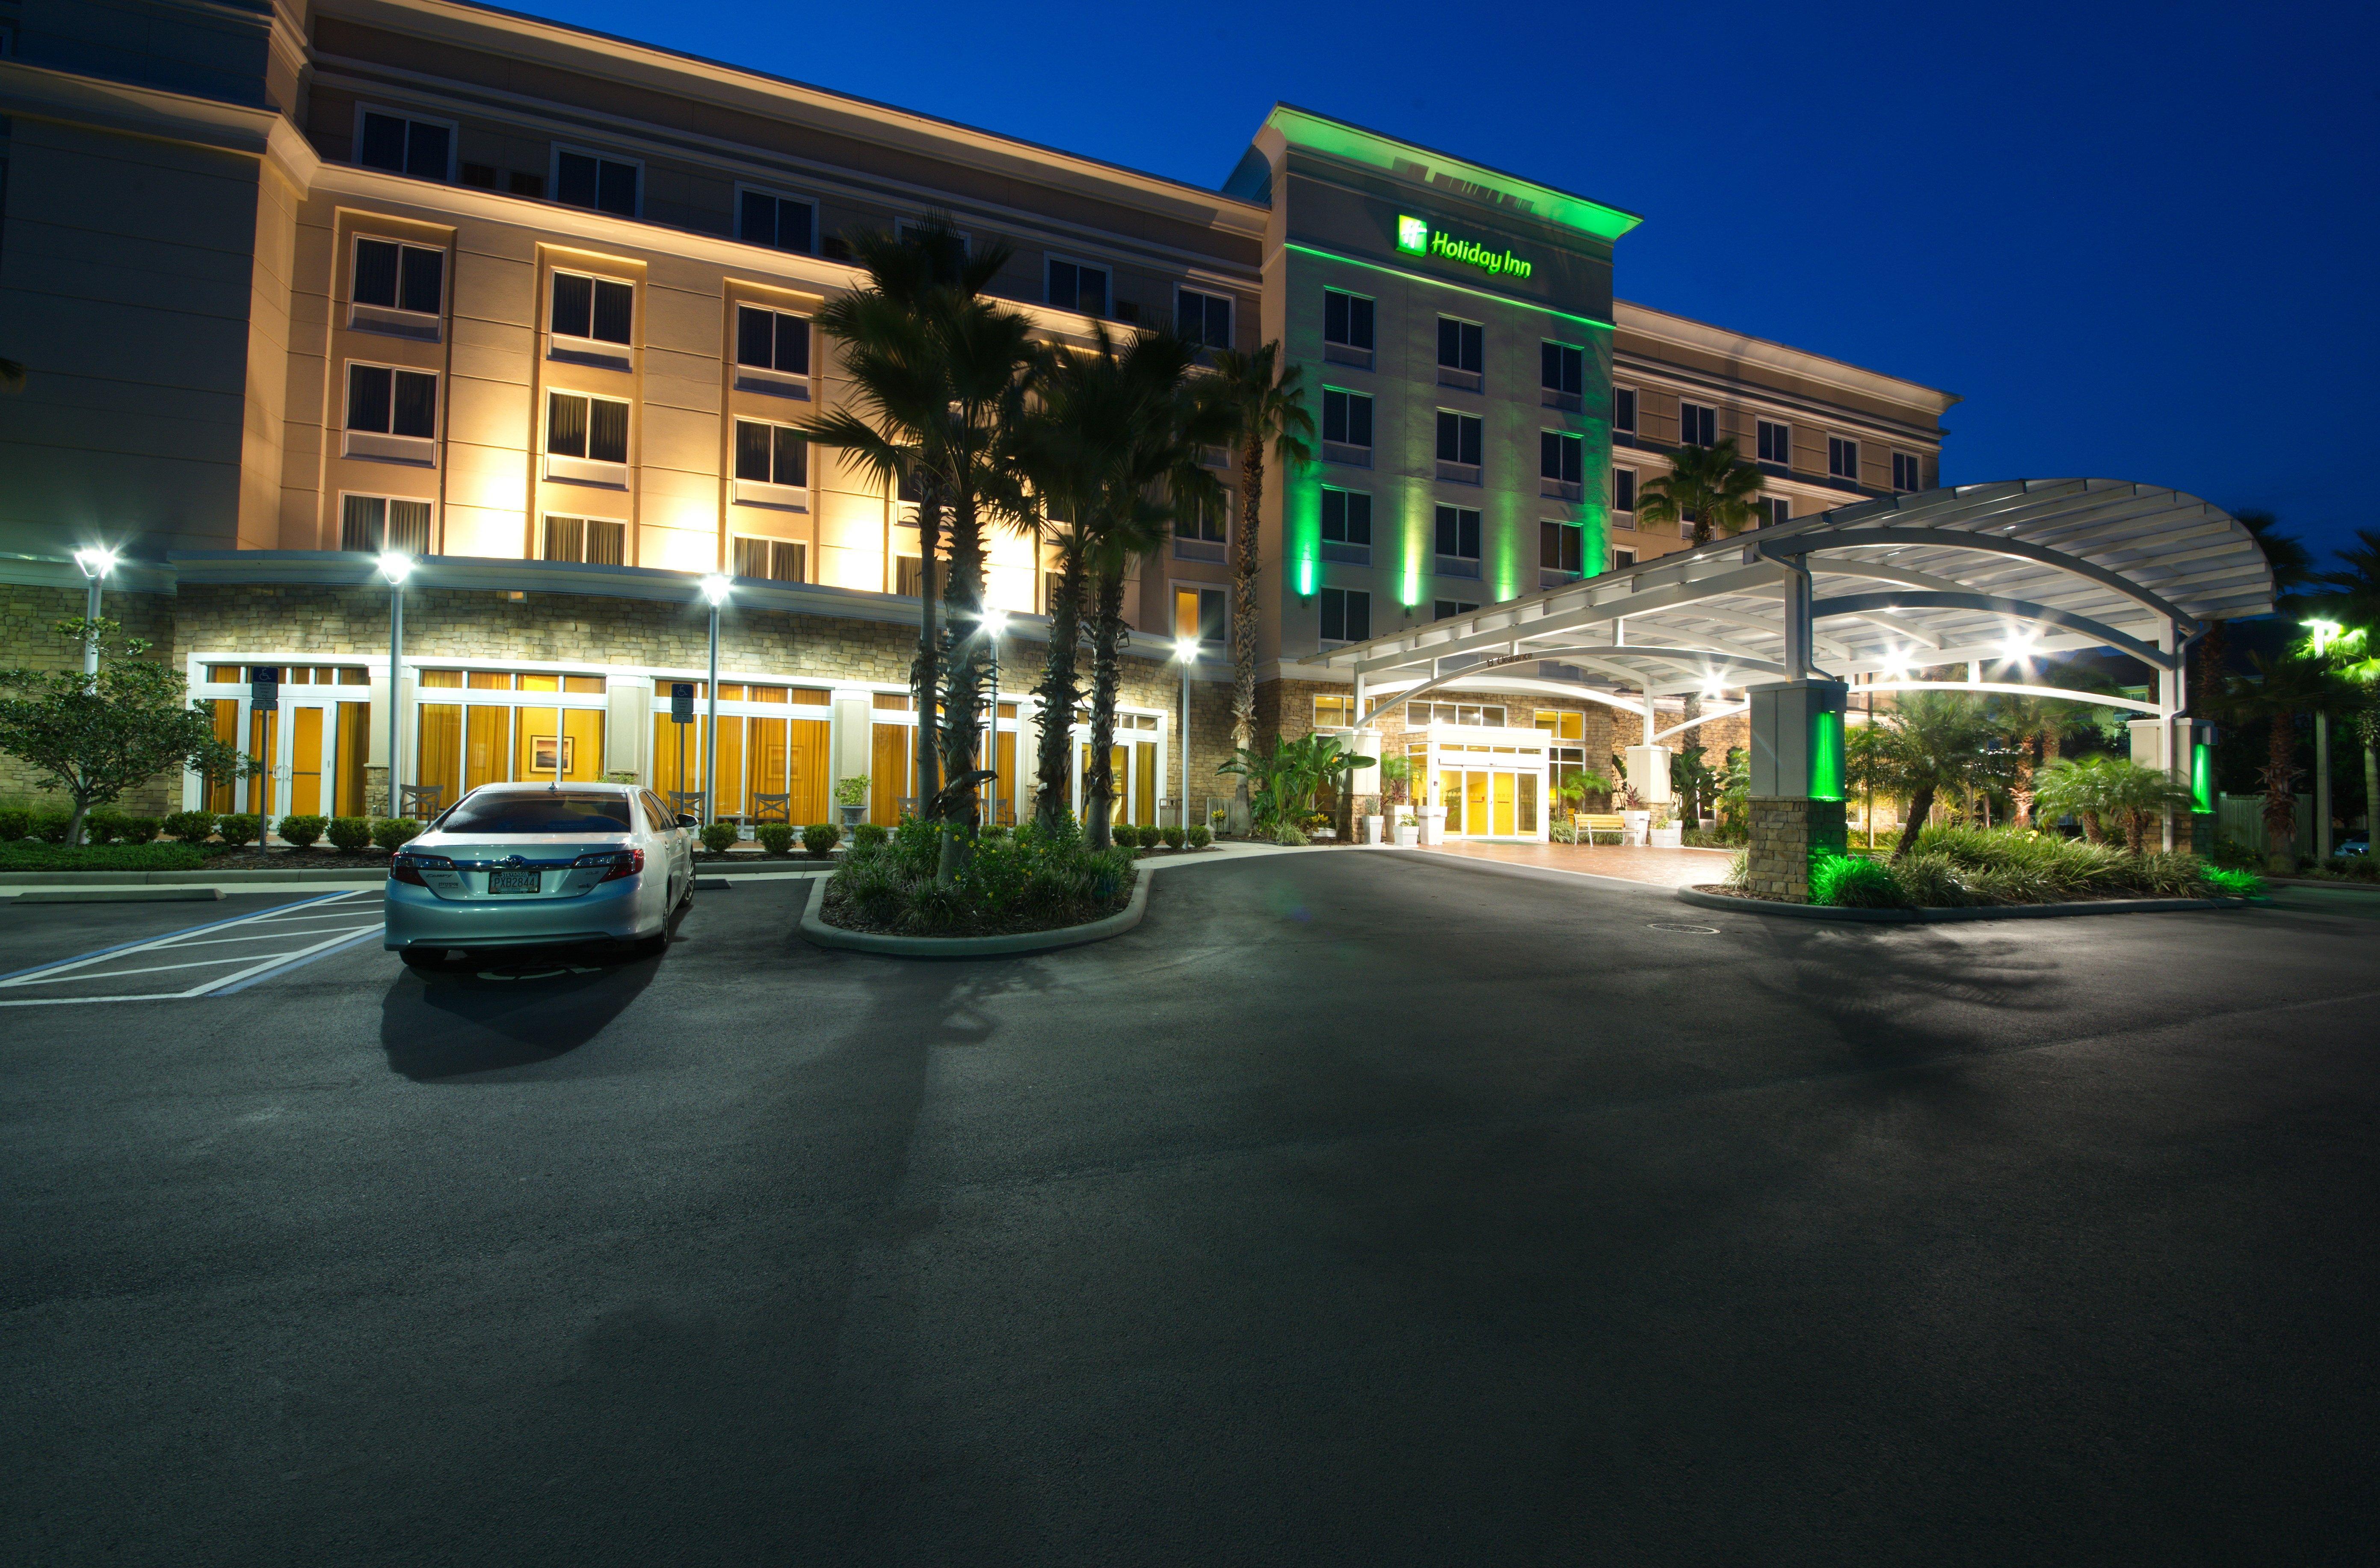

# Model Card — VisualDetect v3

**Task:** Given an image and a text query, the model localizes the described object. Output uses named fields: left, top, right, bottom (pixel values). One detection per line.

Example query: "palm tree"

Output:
left=1868, top=690, right=2001, bottom=858
left=2196, top=509, right=2316, bottom=710
left=1985, top=682, right=2117, bottom=826
left=1635, top=437, right=1763, bottom=548
left=2217, top=648, right=2357, bottom=869
left=1208, top=343, right=1313, bottom=836
left=802, top=217, right=1032, bottom=873
left=2032, top=755, right=2192, bottom=853
left=2310, top=528, right=2380, bottom=847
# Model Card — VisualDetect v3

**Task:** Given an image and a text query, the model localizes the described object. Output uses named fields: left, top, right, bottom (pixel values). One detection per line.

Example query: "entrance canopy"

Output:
left=1318, top=480, right=2273, bottom=724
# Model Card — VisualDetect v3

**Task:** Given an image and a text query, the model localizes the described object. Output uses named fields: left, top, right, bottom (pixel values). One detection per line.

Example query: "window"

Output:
left=352, top=238, right=444, bottom=320
left=1758, top=420, right=1791, bottom=464
left=346, top=363, right=438, bottom=441
left=1174, top=585, right=1227, bottom=647
left=1437, top=317, right=1483, bottom=390
left=735, top=305, right=811, bottom=383
left=547, top=392, right=630, bottom=465
left=551, top=272, right=633, bottom=347
left=1829, top=436, right=1860, bottom=482
left=1176, top=287, right=1232, bottom=349
left=340, top=494, right=432, bottom=554
left=1313, top=694, right=1355, bottom=729
left=1541, top=519, right=1583, bottom=575
left=734, top=419, right=810, bottom=491
left=896, top=556, right=925, bottom=598
left=1679, top=401, right=1717, bottom=448
left=1435, top=504, right=1482, bottom=575
left=1613, top=547, right=1637, bottom=569
left=1432, top=600, right=1478, bottom=621
left=1436, top=411, right=1483, bottom=480
left=738, top=188, right=815, bottom=254
left=541, top=515, right=627, bottom=565
left=1320, top=487, right=1371, bottom=563
left=461, top=162, right=497, bottom=189
left=355, top=108, right=450, bottom=181
left=732, top=536, right=806, bottom=581
left=554, top=148, right=639, bottom=217
left=1542, top=341, right=1584, bottom=411
left=1613, top=385, right=1637, bottom=435
left=1318, top=586, right=1371, bottom=644
left=1410, top=701, right=1505, bottom=726
left=1322, top=388, right=1373, bottom=464
left=1893, top=452, right=1922, bottom=492
left=1047, top=257, right=1109, bottom=317
left=1175, top=491, right=1227, bottom=560
left=1323, top=287, right=1375, bottom=366
left=1761, top=496, right=1792, bottom=530
left=1535, top=710, right=1585, bottom=741
left=1612, top=465, right=1637, bottom=517
left=1540, top=431, right=1584, bottom=498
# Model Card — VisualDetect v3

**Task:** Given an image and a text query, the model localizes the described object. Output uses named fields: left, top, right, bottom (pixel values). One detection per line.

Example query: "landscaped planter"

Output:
left=1649, top=824, right=1684, bottom=849
left=1675, top=885, right=2250, bottom=923
left=799, top=873, right=1148, bottom=957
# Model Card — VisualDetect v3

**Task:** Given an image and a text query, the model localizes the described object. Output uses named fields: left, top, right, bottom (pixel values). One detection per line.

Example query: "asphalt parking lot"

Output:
left=3, top=855, right=2376, bottom=1565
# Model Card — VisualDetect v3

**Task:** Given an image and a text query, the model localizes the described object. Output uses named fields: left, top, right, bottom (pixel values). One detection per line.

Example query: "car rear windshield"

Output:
left=439, top=793, right=634, bottom=834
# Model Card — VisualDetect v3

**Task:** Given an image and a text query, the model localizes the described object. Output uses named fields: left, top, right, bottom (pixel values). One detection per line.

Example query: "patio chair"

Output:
left=398, top=784, right=443, bottom=820
left=666, top=790, right=704, bottom=821
left=750, top=793, right=791, bottom=824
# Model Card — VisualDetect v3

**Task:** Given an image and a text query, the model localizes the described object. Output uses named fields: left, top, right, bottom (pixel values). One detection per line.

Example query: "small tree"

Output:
left=2033, top=755, right=2192, bottom=853
left=0, top=618, right=250, bottom=846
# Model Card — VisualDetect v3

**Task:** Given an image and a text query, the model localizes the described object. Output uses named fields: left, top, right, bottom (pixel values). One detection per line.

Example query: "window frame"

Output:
left=1321, top=387, right=1374, bottom=466
left=544, top=389, right=632, bottom=483
left=1435, top=408, right=1483, bottom=482
left=1613, top=385, right=1638, bottom=435
left=730, top=534, right=808, bottom=583
left=1045, top=253, right=1111, bottom=320
left=1432, top=600, right=1479, bottom=622
left=1174, top=284, right=1233, bottom=351
left=550, top=143, right=643, bottom=219
left=1322, top=287, right=1376, bottom=368
left=1434, top=504, right=1483, bottom=577
left=337, top=491, right=436, bottom=555
left=1828, top=435, right=1861, bottom=484
left=1540, top=517, right=1584, bottom=579
left=1761, top=495, right=1793, bottom=530
left=341, top=359, right=440, bottom=462
left=1892, top=451, right=1922, bottom=493
left=1172, top=488, right=1229, bottom=561
left=1317, top=585, right=1372, bottom=646
left=1318, top=485, right=1373, bottom=564
left=1678, top=400, right=1717, bottom=449
left=1757, top=419, right=1792, bottom=466
left=549, top=269, right=637, bottom=354
left=539, top=514, right=628, bottom=567
left=348, top=234, right=446, bottom=339
left=1171, top=581, right=1231, bottom=650
left=352, top=103, right=456, bottom=183
left=1613, top=547, right=1637, bottom=569
left=1539, top=429, right=1584, bottom=499
left=734, top=183, right=818, bottom=256
left=1611, top=464, right=1637, bottom=521
left=732, top=302, right=813, bottom=399
left=1541, top=340, right=1585, bottom=411
left=1436, top=315, right=1484, bottom=391
left=730, top=415, right=812, bottom=509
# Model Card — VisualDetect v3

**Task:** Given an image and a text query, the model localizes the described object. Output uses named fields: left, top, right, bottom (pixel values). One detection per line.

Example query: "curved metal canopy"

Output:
left=1317, top=479, right=2273, bottom=702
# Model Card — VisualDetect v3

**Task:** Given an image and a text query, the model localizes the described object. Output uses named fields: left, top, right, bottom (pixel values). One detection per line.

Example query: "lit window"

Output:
left=340, top=494, right=432, bottom=553
left=731, top=537, right=806, bottom=581
left=542, top=516, right=627, bottom=565
left=548, top=392, right=629, bottom=464
left=1173, top=586, right=1227, bottom=647
left=1313, top=694, right=1355, bottom=728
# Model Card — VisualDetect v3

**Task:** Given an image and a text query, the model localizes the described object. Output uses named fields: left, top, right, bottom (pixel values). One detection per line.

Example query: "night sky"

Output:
left=504, top=0, right=2378, bottom=570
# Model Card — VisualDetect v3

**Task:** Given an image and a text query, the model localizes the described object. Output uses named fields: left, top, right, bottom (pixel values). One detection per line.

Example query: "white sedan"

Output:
left=383, top=782, right=696, bottom=967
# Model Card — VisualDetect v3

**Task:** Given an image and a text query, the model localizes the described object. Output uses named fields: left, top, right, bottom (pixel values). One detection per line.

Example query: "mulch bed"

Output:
left=817, top=880, right=1131, bottom=939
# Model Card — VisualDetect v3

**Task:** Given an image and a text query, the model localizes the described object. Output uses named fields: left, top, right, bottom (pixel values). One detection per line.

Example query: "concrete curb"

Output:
left=0, top=861, right=840, bottom=886
left=15, top=887, right=226, bottom=903
left=799, top=870, right=1147, bottom=958
left=1674, top=885, right=2244, bottom=923
left=2262, top=876, right=2380, bottom=892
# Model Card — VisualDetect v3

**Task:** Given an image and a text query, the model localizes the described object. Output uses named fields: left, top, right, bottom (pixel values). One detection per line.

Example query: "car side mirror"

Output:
left=675, top=814, right=699, bottom=830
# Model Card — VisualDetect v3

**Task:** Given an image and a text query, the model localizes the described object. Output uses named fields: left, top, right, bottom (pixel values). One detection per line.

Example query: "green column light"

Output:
left=1808, top=707, right=1845, bottom=802
left=2191, top=737, right=2215, bottom=814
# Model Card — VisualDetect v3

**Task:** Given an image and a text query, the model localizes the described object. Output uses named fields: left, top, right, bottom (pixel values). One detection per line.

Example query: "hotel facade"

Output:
left=0, top=0, right=1955, bottom=836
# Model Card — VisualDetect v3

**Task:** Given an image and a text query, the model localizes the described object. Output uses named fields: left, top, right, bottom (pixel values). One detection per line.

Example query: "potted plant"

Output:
left=834, top=773, right=868, bottom=830
left=1618, top=783, right=1652, bottom=846
left=1395, top=808, right=1419, bottom=847
left=1649, top=801, right=1684, bottom=849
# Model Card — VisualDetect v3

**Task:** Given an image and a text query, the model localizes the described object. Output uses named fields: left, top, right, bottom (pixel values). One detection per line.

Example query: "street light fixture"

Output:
left=1175, top=636, right=1200, bottom=831
left=981, top=608, right=1009, bottom=830
left=699, top=574, right=731, bottom=828
left=379, top=552, right=414, bottom=816
left=72, top=547, right=119, bottom=676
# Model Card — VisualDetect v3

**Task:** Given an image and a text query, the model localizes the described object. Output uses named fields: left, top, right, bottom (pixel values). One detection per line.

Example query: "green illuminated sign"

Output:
left=1808, top=708, right=1845, bottom=802
left=1396, top=216, right=1532, bottom=280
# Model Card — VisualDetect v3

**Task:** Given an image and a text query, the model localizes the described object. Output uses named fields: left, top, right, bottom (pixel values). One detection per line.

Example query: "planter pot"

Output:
left=1649, top=824, right=1683, bottom=849
left=1396, top=825, right=1418, bottom=846
left=1364, top=814, right=1385, bottom=845
left=1417, top=806, right=1447, bottom=846
left=837, top=803, right=864, bottom=829
left=1622, top=810, right=1651, bottom=846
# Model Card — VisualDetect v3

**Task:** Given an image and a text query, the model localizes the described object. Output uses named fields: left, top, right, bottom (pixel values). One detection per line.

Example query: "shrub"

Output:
left=1890, top=852, right=1974, bottom=907
left=216, top=812, right=263, bottom=848
left=851, top=822, right=888, bottom=851
left=0, top=806, right=30, bottom=841
left=756, top=822, right=796, bottom=856
left=326, top=815, right=375, bottom=851
left=1273, top=820, right=1309, bottom=846
left=1549, top=821, right=1578, bottom=844
left=1111, top=823, right=1140, bottom=849
left=1723, top=848, right=1749, bottom=891
left=2204, top=866, right=2265, bottom=899
left=371, top=817, right=420, bottom=851
left=83, top=811, right=126, bottom=845
left=0, top=841, right=208, bottom=872
left=1811, top=852, right=1908, bottom=908
left=278, top=813, right=327, bottom=848
left=2207, top=836, right=2262, bottom=872
left=978, top=822, right=1009, bottom=840
left=121, top=816, right=162, bottom=844
left=1187, top=825, right=1211, bottom=849
left=1162, top=825, right=1186, bottom=850
left=163, top=809, right=217, bottom=843
left=699, top=822, right=740, bottom=855
left=2121, top=851, right=2211, bottom=898
left=802, top=822, right=841, bottom=857
left=34, top=809, right=74, bottom=843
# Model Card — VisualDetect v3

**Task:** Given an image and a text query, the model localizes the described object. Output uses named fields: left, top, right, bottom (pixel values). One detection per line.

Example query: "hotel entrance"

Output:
left=192, top=663, right=373, bottom=822
left=1407, top=723, right=1551, bottom=842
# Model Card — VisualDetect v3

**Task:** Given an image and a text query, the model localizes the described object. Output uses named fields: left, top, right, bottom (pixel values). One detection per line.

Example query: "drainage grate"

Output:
left=1646, top=923, right=1721, bottom=934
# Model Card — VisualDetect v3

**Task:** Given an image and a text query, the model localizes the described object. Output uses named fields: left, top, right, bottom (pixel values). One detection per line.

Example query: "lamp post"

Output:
left=699, top=574, right=731, bottom=827
left=982, top=608, right=1008, bottom=829
left=71, top=547, right=118, bottom=677
left=1175, top=636, right=1199, bottom=831
left=378, top=551, right=413, bottom=816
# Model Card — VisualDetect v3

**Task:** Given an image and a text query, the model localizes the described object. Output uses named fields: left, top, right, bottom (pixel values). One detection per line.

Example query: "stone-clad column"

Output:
left=1745, top=678, right=1849, bottom=903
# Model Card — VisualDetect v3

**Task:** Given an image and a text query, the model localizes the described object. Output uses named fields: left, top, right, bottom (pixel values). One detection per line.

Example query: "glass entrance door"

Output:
left=276, top=700, right=372, bottom=820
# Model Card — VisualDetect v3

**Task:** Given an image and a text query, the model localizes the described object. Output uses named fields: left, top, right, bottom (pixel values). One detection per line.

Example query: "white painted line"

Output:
left=209, top=930, right=386, bottom=996
left=0, top=891, right=373, bottom=1007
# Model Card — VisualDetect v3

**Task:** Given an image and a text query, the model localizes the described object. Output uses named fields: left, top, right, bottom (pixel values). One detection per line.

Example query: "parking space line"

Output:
left=0, top=892, right=380, bottom=1007
left=0, top=891, right=358, bottom=985
left=209, top=929, right=387, bottom=996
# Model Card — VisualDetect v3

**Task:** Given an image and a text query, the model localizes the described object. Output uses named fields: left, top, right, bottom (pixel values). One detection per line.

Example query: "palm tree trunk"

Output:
left=1894, top=783, right=1936, bottom=859
left=2362, top=713, right=2378, bottom=855
left=935, top=492, right=988, bottom=882
left=911, top=491, right=943, bottom=823
left=2125, top=809, right=2149, bottom=855
left=1032, top=549, right=1085, bottom=833
left=2263, top=711, right=2299, bottom=858
left=2080, top=810, right=2105, bottom=845
left=1227, top=437, right=1264, bottom=836
left=1084, top=567, right=1126, bottom=850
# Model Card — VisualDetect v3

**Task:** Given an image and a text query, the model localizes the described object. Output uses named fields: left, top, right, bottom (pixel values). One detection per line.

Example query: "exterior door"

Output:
left=288, top=705, right=326, bottom=817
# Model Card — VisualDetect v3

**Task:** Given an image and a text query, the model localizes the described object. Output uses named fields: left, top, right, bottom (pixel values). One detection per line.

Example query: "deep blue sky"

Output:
left=513, top=0, right=2378, bottom=567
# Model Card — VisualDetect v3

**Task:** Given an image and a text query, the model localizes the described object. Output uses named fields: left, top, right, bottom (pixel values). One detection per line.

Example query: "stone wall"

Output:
left=1745, top=796, right=1847, bottom=902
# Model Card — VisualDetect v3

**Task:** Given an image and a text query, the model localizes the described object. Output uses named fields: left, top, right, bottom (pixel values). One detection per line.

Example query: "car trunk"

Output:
left=419, top=834, right=633, bottom=900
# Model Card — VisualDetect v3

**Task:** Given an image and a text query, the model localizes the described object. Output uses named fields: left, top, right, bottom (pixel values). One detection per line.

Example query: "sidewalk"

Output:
left=1417, top=840, right=1735, bottom=889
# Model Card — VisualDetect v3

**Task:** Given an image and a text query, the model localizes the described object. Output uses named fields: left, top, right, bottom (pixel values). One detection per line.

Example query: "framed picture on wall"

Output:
left=530, top=735, right=574, bottom=773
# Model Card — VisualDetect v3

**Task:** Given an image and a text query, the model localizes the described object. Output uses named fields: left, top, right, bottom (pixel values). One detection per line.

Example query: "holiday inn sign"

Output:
left=1396, top=215, right=1533, bottom=280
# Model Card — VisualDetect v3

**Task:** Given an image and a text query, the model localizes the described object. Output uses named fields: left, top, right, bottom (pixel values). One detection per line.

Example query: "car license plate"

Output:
left=489, top=870, right=541, bottom=894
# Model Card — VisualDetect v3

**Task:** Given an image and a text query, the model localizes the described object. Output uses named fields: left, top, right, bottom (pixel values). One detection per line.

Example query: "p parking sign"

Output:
left=249, top=667, right=281, bottom=713
left=670, top=682, right=695, bottom=725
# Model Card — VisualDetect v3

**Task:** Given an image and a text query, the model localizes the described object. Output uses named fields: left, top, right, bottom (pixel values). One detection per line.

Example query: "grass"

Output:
left=0, top=841, right=211, bottom=872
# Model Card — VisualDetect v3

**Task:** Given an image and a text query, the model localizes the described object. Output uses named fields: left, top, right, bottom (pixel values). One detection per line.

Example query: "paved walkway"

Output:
left=1418, top=838, right=1736, bottom=888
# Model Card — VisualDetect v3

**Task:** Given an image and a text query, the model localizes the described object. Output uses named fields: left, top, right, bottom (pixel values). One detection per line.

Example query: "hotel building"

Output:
left=0, top=0, right=1955, bottom=835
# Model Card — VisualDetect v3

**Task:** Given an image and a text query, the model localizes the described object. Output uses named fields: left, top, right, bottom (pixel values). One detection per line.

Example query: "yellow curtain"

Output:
left=1134, top=741, right=1156, bottom=826
left=465, top=705, right=509, bottom=792
left=870, top=722, right=911, bottom=823
left=653, top=713, right=702, bottom=805
left=788, top=718, right=829, bottom=824
left=417, top=704, right=462, bottom=807
left=290, top=707, right=324, bottom=817
left=207, top=699, right=240, bottom=811
left=335, top=701, right=369, bottom=816
left=714, top=714, right=746, bottom=817
left=245, top=707, right=276, bottom=813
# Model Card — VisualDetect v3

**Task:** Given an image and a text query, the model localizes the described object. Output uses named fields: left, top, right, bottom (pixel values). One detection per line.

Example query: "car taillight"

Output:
left=390, top=852, right=453, bottom=886
left=573, top=847, right=644, bottom=882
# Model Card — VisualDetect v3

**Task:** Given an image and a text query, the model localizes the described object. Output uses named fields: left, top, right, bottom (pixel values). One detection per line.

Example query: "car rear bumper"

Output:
left=383, top=875, right=657, bottom=950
